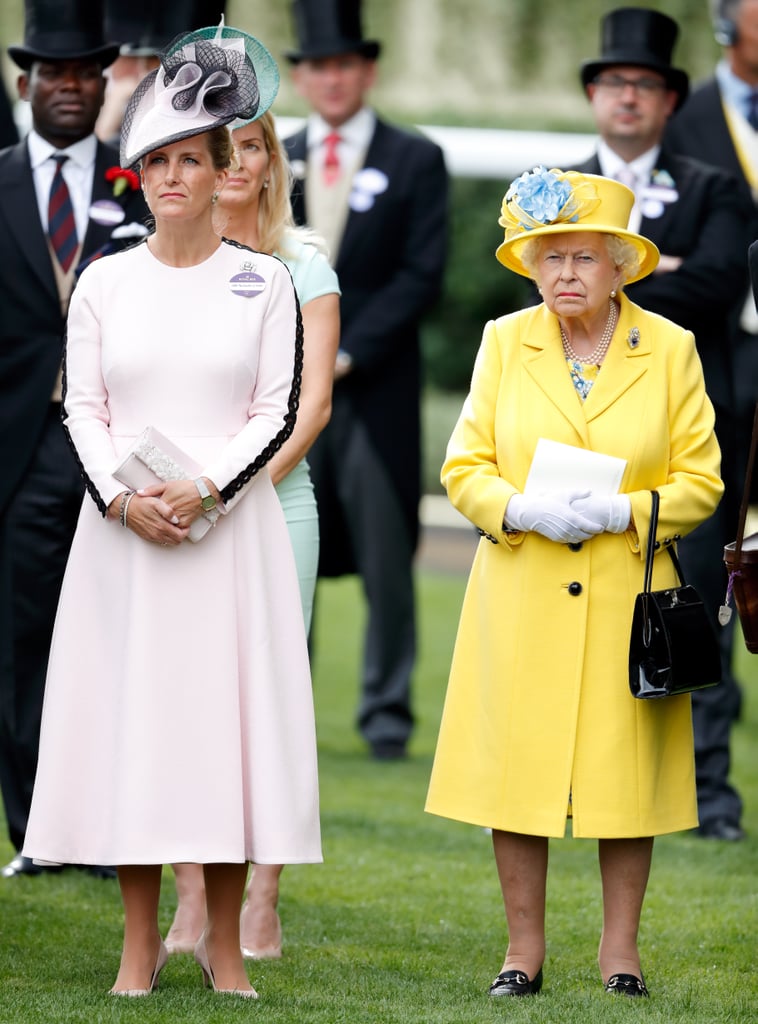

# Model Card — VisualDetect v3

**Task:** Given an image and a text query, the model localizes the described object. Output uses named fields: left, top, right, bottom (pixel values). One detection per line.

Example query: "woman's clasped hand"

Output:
left=504, top=490, right=631, bottom=542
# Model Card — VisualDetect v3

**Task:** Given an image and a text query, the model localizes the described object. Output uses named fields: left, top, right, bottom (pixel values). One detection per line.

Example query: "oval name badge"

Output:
left=230, top=271, right=266, bottom=298
left=89, top=199, right=126, bottom=227
left=641, top=198, right=665, bottom=219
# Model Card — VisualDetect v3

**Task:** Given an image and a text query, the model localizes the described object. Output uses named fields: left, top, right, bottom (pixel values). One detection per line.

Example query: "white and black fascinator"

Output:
left=120, top=18, right=279, bottom=169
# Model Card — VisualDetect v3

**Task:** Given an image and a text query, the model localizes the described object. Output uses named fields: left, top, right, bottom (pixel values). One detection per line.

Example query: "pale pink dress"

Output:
left=23, top=239, right=321, bottom=867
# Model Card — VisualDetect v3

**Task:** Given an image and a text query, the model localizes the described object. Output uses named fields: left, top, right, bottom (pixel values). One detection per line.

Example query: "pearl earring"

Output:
left=262, top=179, right=269, bottom=189
left=610, top=289, right=617, bottom=298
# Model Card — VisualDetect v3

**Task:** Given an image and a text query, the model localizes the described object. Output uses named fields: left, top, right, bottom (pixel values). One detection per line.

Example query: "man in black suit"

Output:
left=283, top=0, right=449, bottom=760
left=666, top=0, right=758, bottom=480
left=574, top=7, right=750, bottom=841
left=0, top=0, right=148, bottom=877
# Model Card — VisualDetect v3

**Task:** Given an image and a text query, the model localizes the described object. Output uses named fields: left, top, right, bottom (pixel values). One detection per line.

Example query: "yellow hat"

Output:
left=496, top=167, right=659, bottom=285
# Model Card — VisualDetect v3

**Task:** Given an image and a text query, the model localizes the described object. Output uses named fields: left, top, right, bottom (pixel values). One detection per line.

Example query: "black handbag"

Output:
left=629, top=490, right=721, bottom=699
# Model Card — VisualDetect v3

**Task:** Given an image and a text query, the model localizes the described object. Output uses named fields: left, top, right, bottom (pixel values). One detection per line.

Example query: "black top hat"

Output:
left=284, top=0, right=381, bottom=63
left=105, top=0, right=227, bottom=58
left=580, top=6, right=689, bottom=110
left=9, top=0, right=120, bottom=70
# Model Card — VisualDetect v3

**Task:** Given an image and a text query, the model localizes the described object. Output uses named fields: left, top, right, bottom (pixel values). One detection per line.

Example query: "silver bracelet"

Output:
left=120, top=490, right=136, bottom=528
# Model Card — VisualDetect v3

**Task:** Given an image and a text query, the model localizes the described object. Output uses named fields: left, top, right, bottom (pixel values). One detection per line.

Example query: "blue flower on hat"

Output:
left=505, top=167, right=572, bottom=225
left=499, top=166, right=601, bottom=240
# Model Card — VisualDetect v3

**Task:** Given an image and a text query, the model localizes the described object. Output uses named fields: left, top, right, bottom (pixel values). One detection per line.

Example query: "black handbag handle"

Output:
left=643, top=490, right=685, bottom=593
left=641, top=490, right=685, bottom=647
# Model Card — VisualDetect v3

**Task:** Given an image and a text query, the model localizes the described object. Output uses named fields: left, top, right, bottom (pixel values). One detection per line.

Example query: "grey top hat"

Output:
left=105, top=0, right=227, bottom=58
left=284, top=0, right=380, bottom=63
left=9, top=0, right=120, bottom=70
left=580, top=6, right=689, bottom=110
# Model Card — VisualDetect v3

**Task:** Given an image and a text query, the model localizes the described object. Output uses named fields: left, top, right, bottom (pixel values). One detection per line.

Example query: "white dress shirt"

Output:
left=27, top=130, right=97, bottom=242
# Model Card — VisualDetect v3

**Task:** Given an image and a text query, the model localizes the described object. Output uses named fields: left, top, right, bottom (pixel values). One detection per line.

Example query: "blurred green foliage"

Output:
left=422, top=177, right=532, bottom=391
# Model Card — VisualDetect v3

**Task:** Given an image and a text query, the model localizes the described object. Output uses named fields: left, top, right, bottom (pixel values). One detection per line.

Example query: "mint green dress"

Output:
left=275, top=237, right=340, bottom=632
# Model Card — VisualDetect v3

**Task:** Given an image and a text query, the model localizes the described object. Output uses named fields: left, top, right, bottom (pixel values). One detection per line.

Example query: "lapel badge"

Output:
left=627, top=327, right=640, bottom=349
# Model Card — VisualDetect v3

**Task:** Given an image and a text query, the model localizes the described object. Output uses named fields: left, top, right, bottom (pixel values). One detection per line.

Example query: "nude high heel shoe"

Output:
left=240, top=904, right=283, bottom=960
left=109, top=941, right=168, bottom=996
left=194, top=933, right=258, bottom=998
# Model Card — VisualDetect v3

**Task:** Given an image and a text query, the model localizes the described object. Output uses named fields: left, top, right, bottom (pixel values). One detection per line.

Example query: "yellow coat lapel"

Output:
left=583, top=294, right=649, bottom=422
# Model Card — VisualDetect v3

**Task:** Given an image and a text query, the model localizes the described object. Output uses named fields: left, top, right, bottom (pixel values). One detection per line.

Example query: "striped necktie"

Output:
left=48, top=154, right=78, bottom=272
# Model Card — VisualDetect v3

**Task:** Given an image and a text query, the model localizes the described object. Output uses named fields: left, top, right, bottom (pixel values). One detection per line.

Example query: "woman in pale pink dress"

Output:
left=23, top=26, right=321, bottom=998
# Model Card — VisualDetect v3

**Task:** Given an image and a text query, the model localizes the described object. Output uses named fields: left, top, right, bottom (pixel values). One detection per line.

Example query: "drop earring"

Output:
left=211, top=192, right=219, bottom=205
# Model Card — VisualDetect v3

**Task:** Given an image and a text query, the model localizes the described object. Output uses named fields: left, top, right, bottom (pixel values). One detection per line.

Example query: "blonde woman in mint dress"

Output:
left=164, top=107, right=340, bottom=961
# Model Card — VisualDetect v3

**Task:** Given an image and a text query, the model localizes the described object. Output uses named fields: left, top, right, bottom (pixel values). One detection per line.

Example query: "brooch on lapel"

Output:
left=627, top=327, right=641, bottom=349
left=640, top=169, right=678, bottom=219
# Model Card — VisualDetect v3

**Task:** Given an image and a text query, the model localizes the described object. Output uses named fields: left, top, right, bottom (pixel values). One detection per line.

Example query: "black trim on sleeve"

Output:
left=217, top=238, right=304, bottom=504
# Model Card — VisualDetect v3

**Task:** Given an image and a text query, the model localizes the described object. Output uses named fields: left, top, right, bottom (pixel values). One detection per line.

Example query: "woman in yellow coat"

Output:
left=425, top=168, right=723, bottom=1000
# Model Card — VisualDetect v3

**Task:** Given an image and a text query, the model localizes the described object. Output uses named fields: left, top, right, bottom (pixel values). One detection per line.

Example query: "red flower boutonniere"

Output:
left=105, top=166, right=139, bottom=197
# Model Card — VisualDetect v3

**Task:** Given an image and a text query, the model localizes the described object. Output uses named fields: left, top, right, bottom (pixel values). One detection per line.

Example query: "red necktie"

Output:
left=323, top=132, right=341, bottom=186
left=48, top=154, right=78, bottom=272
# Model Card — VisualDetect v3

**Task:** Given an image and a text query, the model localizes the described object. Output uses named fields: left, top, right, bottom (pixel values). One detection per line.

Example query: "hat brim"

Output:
left=9, top=42, right=120, bottom=71
left=496, top=223, right=660, bottom=286
left=284, top=40, right=381, bottom=63
left=581, top=59, right=689, bottom=110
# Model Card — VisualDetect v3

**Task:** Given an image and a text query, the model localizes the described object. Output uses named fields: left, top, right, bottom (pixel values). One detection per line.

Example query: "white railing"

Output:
left=275, top=116, right=597, bottom=180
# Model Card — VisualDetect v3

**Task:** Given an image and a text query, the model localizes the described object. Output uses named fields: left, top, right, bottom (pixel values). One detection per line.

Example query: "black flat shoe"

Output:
left=605, top=973, right=649, bottom=997
left=489, top=967, right=543, bottom=997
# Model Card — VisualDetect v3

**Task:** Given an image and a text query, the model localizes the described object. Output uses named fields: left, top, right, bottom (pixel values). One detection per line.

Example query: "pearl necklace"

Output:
left=560, top=299, right=619, bottom=365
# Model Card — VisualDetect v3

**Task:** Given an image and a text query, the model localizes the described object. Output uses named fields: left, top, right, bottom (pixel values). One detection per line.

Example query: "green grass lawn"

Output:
left=0, top=569, right=756, bottom=1023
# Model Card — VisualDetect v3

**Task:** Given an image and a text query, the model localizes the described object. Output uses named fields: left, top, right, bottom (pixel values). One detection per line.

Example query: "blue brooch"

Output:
left=627, top=327, right=640, bottom=349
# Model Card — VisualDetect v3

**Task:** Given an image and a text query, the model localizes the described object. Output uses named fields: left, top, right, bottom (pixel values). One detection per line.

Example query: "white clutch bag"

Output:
left=113, top=426, right=220, bottom=542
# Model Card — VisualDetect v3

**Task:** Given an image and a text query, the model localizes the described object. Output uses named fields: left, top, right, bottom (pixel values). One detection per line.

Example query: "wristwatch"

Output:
left=194, top=477, right=217, bottom=512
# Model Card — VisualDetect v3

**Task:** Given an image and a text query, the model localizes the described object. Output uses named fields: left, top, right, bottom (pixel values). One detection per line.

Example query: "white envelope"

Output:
left=524, top=438, right=627, bottom=496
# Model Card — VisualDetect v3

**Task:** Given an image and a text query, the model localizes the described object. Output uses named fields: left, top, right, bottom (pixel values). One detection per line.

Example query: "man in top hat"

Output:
left=0, top=0, right=148, bottom=877
left=283, top=0, right=449, bottom=760
left=666, top=1, right=758, bottom=492
left=573, top=6, right=749, bottom=841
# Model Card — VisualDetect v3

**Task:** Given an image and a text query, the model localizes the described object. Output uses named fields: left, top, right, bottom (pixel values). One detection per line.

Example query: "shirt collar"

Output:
left=597, top=140, right=660, bottom=184
left=716, top=58, right=755, bottom=109
left=306, top=107, right=376, bottom=150
left=27, top=130, right=97, bottom=171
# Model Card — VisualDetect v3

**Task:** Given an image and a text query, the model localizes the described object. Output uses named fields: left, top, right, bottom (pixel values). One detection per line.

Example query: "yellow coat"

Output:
left=425, top=295, right=724, bottom=839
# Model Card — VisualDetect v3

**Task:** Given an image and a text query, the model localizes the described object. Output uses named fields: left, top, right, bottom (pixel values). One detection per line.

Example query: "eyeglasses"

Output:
left=592, top=74, right=668, bottom=95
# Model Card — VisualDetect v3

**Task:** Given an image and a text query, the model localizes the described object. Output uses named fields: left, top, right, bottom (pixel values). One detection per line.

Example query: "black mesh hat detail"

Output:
left=120, top=22, right=279, bottom=168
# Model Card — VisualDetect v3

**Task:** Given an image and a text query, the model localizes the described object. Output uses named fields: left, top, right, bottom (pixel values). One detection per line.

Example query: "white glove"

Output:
left=504, top=490, right=605, bottom=543
left=570, top=492, right=631, bottom=534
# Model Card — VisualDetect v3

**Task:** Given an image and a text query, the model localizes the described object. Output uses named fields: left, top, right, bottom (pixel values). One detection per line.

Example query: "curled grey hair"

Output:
left=520, top=233, right=640, bottom=286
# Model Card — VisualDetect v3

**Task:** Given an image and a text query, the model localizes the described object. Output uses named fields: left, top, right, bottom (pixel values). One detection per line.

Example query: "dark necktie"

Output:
left=48, top=154, right=78, bottom=272
left=747, top=90, right=758, bottom=131
left=323, top=132, right=341, bottom=186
